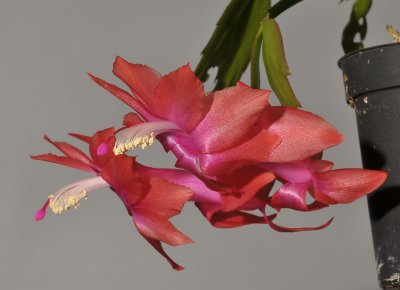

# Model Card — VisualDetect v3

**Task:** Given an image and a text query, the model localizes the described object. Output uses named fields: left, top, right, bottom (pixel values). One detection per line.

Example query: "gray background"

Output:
left=1, top=0, right=399, bottom=289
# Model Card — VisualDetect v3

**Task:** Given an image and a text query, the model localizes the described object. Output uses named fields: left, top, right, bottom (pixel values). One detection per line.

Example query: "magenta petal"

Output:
left=35, top=199, right=50, bottom=221
left=263, top=161, right=312, bottom=183
left=158, top=134, right=200, bottom=173
left=136, top=165, right=221, bottom=204
left=270, top=182, right=309, bottom=211
left=96, top=143, right=108, bottom=156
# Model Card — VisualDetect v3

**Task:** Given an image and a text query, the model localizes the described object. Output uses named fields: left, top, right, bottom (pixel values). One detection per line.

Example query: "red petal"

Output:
left=206, top=211, right=271, bottom=229
left=152, top=64, right=208, bottom=132
left=217, top=165, right=275, bottom=212
left=133, top=208, right=193, bottom=246
left=101, top=155, right=147, bottom=205
left=123, top=112, right=143, bottom=126
left=137, top=176, right=192, bottom=218
left=88, top=72, right=153, bottom=120
left=141, top=236, right=184, bottom=271
left=112, top=56, right=161, bottom=107
left=192, top=84, right=270, bottom=153
left=270, top=182, right=309, bottom=211
left=262, top=208, right=333, bottom=232
left=195, top=202, right=275, bottom=229
left=199, top=129, right=280, bottom=176
left=31, top=153, right=96, bottom=173
left=68, top=132, right=92, bottom=144
left=313, top=169, right=387, bottom=204
left=89, top=128, right=116, bottom=166
left=44, top=135, right=92, bottom=166
left=261, top=107, right=344, bottom=162
left=309, top=159, right=334, bottom=172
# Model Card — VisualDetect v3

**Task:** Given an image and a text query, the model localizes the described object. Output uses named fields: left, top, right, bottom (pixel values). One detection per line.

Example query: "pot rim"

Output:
left=338, top=42, right=400, bottom=69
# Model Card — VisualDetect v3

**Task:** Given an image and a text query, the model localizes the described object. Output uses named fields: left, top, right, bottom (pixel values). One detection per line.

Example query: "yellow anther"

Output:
left=48, top=190, right=88, bottom=214
left=113, top=132, right=156, bottom=155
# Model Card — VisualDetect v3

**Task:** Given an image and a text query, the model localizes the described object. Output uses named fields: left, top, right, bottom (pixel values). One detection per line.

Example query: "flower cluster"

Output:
left=32, top=56, right=387, bottom=270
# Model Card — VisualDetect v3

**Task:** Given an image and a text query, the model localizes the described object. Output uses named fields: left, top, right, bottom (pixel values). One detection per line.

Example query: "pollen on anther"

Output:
left=113, top=132, right=155, bottom=155
left=48, top=190, right=88, bottom=214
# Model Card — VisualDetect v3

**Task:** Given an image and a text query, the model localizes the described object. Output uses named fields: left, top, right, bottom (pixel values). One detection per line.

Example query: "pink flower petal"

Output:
left=261, top=107, right=344, bottom=162
left=152, top=64, right=208, bottom=132
left=199, top=129, right=280, bottom=176
left=112, top=56, right=161, bottom=107
left=191, top=84, right=270, bottom=153
left=158, top=134, right=200, bottom=173
left=136, top=165, right=221, bottom=204
left=270, top=182, right=310, bottom=211
left=263, top=161, right=312, bottom=183
left=313, top=169, right=387, bottom=204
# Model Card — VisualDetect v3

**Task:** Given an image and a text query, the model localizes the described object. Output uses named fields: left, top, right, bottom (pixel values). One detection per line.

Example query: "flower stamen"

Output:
left=113, top=121, right=180, bottom=155
left=48, top=189, right=88, bottom=214
left=44, top=177, right=108, bottom=215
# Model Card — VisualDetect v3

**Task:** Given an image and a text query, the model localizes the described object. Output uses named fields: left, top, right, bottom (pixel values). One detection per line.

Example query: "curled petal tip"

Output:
left=97, top=143, right=108, bottom=156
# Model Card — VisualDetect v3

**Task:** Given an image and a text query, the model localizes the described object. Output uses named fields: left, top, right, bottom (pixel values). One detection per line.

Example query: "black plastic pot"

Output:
left=339, top=43, right=400, bottom=289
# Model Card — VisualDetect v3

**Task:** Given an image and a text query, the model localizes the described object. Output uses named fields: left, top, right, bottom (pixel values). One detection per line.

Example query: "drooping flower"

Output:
left=89, top=57, right=343, bottom=176
left=32, top=128, right=196, bottom=270
left=261, top=158, right=387, bottom=231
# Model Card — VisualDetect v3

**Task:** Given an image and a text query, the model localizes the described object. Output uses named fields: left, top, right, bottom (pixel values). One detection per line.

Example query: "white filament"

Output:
left=48, top=177, right=108, bottom=214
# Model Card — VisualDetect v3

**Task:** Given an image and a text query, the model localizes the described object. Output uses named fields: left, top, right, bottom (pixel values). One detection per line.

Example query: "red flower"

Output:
left=32, top=128, right=195, bottom=270
left=89, top=57, right=343, bottom=176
